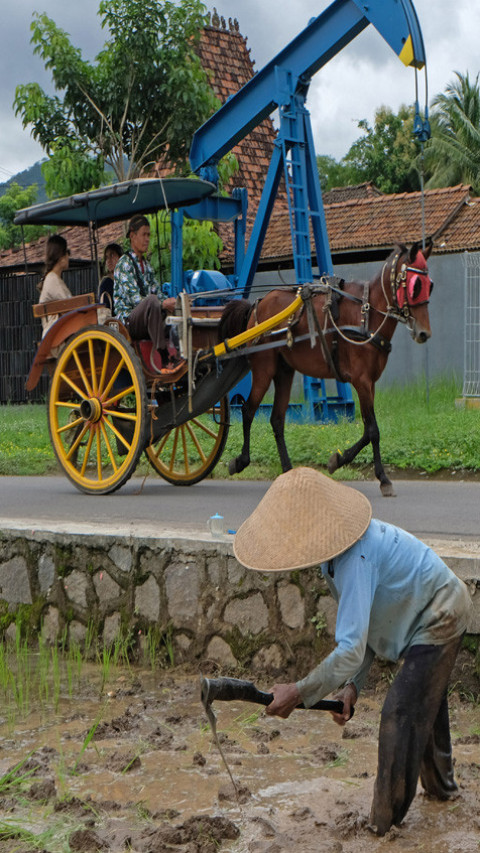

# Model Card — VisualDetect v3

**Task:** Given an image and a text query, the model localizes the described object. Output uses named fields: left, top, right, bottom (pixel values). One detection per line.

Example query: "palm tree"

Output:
left=425, top=71, right=480, bottom=193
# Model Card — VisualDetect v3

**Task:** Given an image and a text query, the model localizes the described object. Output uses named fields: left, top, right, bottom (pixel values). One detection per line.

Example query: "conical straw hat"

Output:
left=234, top=467, right=372, bottom=572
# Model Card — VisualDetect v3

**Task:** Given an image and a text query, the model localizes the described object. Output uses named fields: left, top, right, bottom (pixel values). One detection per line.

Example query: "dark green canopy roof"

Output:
left=14, top=177, right=216, bottom=227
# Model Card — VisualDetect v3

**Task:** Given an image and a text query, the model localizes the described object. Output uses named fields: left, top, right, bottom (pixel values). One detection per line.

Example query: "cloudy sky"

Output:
left=2, top=0, right=479, bottom=182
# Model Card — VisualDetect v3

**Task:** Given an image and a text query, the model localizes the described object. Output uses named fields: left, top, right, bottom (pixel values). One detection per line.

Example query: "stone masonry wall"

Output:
left=0, top=527, right=478, bottom=676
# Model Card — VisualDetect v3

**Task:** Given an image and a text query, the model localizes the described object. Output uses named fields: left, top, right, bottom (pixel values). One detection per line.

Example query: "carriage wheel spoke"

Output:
left=79, top=427, right=95, bottom=476
left=103, top=385, right=136, bottom=407
left=180, top=426, right=190, bottom=475
left=97, top=341, right=111, bottom=396
left=65, top=422, right=90, bottom=460
left=189, top=416, right=219, bottom=440
left=167, top=429, right=180, bottom=472
left=72, top=350, right=94, bottom=398
left=88, top=339, right=98, bottom=395
left=57, top=415, right=84, bottom=435
left=59, top=372, right=89, bottom=401
left=96, top=428, right=103, bottom=481
left=103, top=415, right=132, bottom=452
left=103, top=408, right=137, bottom=421
left=150, top=431, right=170, bottom=461
left=100, top=420, right=117, bottom=472
left=102, top=357, right=126, bottom=400
left=185, top=421, right=207, bottom=463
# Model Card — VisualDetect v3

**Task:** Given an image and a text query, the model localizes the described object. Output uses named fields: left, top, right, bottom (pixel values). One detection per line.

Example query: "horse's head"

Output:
left=389, top=241, right=433, bottom=343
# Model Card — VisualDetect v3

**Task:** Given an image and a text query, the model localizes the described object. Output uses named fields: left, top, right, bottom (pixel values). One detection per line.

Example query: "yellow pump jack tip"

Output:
left=399, top=34, right=425, bottom=69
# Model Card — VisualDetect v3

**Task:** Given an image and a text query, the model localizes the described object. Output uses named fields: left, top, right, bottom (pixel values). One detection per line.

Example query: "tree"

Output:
left=148, top=214, right=224, bottom=286
left=14, top=0, right=219, bottom=194
left=342, top=105, right=421, bottom=194
left=424, top=71, right=480, bottom=193
left=0, top=183, right=50, bottom=250
left=316, top=154, right=361, bottom=192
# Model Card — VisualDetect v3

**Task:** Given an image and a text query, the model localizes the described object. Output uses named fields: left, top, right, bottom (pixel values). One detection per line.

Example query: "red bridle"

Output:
left=396, top=250, right=433, bottom=309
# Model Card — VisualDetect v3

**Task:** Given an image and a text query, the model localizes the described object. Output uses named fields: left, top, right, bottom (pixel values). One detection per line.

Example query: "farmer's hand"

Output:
left=330, top=683, right=357, bottom=726
left=265, top=683, right=301, bottom=718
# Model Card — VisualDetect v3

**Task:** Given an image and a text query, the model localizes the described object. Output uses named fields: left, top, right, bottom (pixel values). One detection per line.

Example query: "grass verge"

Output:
left=0, top=375, right=479, bottom=480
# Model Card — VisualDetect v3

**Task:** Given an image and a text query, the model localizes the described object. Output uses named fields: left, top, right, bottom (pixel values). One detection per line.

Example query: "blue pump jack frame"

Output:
left=186, top=0, right=427, bottom=422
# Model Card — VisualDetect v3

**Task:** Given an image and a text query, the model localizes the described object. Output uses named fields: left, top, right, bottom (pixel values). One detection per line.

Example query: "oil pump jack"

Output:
left=174, top=0, right=430, bottom=420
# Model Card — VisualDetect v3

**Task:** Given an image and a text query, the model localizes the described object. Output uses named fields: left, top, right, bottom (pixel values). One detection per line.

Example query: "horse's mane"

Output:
left=218, top=299, right=253, bottom=342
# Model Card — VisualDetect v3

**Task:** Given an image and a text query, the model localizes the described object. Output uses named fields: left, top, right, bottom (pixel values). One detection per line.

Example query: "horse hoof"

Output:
left=327, top=452, right=340, bottom=474
left=380, top=482, right=396, bottom=497
left=228, top=459, right=238, bottom=476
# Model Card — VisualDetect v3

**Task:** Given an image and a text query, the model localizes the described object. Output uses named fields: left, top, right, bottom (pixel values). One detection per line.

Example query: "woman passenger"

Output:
left=38, top=234, right=72, bottom=338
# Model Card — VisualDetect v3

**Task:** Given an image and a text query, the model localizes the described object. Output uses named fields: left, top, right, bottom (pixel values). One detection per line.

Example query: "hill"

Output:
left=0, top=161, right=47, bottom=204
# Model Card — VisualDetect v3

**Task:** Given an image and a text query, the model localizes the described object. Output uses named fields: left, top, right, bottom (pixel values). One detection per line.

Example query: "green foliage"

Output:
left=41, top=136, right=108, bottom=198
left=0, top=182, right=50, bottom=250
left=318, top=105, right=421, bottom=193
left=14, top=0, right=219, bottom=194
left=316, top=154, right=360, bottom=192
left=148, top=211, right=223, bottom=284
left=342, top=105, right=421, bottom=193
left=425, top=71, right=480, bottom=194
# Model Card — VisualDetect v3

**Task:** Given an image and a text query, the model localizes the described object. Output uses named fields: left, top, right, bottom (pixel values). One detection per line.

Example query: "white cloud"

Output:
left=2, top=0, right=480, bottom=175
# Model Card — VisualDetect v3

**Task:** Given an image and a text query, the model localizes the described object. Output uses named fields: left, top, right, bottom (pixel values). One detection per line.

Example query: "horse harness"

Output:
left=219, top=251, right=425, bottom=383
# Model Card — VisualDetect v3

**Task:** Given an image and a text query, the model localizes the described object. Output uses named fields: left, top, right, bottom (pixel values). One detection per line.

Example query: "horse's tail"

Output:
left=218, top=298, right=253, bottom=342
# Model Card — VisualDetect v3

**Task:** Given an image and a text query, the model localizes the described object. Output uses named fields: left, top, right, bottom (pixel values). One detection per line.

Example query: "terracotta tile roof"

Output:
left=322, top=182, right=382, bottom=204
left=257, top=184, right=473, bottom=264
left=434, top=195, right=480, bottom=252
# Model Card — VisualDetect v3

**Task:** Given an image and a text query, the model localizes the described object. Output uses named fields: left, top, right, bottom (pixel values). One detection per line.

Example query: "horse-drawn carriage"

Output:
left=17, top=176, right=433, bottom=497
left=16, top=0, right=433, bottom=496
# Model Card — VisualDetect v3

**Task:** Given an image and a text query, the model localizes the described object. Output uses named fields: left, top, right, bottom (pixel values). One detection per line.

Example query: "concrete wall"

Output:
left=253, top=251, right=470, bottom=388
left=0, top=527, right=478, bottom=675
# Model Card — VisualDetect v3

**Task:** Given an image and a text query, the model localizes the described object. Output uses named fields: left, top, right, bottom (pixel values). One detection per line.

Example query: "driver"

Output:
left=114, top=214, right=184, bottom=375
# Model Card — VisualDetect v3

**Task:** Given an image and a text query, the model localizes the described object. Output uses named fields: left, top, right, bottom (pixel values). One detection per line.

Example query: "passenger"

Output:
left=98, top=242, right=123, bottom=314
left=113, top=214, right=183, bottom=374
left=38, top=234, right=72, bottom=338
left=234, top=466, right=472, bottom=837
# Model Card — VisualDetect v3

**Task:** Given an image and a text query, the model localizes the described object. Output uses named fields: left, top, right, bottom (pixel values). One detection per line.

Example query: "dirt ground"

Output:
left=0, top=651, right=478, bottom=853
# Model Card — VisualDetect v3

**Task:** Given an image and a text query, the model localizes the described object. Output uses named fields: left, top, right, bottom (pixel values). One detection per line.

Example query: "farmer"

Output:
left=114, top=214, right=184, bottom=375
left=233, top=467, right=471, bottom=836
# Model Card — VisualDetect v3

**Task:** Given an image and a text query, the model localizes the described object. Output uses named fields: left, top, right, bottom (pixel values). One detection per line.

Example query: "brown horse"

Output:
left=219, top=242, right=433, bottom=496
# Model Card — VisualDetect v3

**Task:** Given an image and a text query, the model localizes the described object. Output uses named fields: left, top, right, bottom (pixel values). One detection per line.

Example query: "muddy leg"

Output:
left=371, top=638, right=461, bottom=835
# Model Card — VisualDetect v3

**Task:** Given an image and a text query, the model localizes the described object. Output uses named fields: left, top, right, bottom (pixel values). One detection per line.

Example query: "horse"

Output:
left=218, top=241, right=433, bottom=496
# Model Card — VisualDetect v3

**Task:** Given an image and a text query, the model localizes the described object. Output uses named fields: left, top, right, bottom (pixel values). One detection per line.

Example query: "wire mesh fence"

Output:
left=463, top=253, right=480, bottom=398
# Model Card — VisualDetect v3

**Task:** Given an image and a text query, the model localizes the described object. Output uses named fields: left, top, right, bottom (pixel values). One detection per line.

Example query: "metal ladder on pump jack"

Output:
left=279, top=68, right=354, bottom=424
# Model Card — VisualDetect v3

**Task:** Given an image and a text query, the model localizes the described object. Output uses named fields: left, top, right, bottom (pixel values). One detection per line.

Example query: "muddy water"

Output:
left=0, top=665, right=478, bottom=852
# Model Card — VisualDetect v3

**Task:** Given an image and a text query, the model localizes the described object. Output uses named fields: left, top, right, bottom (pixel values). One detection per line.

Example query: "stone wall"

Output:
left=0, top=527, right=478, bottom=675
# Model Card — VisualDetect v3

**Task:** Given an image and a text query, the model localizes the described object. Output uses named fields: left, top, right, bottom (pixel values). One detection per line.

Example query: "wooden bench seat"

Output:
left=32, top=292, right=96, bottom=319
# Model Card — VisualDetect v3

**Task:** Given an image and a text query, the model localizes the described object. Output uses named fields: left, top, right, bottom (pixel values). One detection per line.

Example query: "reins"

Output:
left=318, top=251, right=408, bottom=349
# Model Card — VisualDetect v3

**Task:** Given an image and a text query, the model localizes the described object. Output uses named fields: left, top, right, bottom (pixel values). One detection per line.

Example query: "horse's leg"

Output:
left=270, top=356, right=295, bottom=472
left=228, top=356, right=275, bottom=476
left=327, top=382, right=395, bottom=497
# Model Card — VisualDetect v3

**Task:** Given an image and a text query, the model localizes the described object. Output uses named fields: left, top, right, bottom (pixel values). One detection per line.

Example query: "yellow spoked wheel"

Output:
left=48, top=325, right=148, bottom=494
left=145, top=396, right=230, bottom=485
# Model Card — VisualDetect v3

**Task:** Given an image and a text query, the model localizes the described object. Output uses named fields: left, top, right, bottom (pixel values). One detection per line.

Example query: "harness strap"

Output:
left=302, top=287, right=345, bottom=383
left=339, top=326, right=392, bottom=354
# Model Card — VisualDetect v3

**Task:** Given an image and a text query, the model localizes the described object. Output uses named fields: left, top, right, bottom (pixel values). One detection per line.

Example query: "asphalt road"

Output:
left=0, top=474, right=479, bottom=541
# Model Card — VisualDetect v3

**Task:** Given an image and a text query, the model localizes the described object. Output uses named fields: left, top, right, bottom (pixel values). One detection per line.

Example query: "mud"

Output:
left=0, top=656, right=478, bottom=853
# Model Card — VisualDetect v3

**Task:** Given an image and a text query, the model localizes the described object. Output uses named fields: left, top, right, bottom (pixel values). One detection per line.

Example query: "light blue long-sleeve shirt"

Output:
left=296, top=519, right=471, bottom=708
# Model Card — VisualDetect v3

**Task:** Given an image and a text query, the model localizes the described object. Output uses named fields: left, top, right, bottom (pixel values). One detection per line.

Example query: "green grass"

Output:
left=1, top=376, right=479, bottom=479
